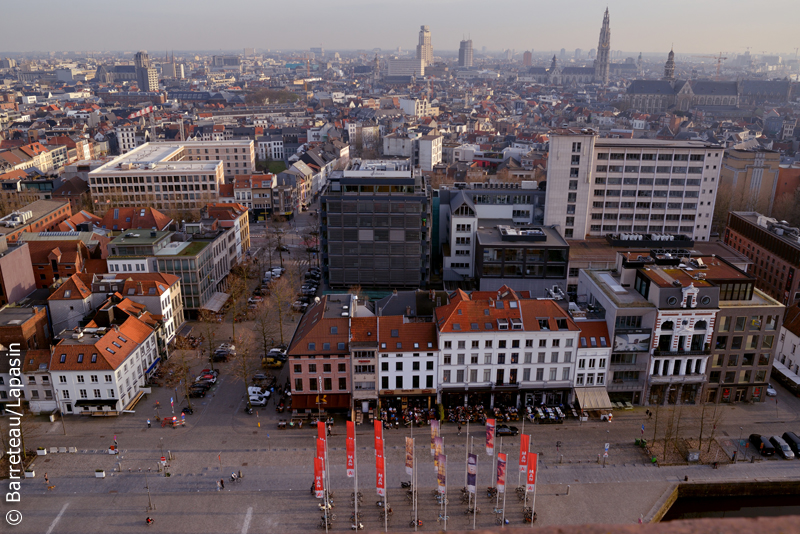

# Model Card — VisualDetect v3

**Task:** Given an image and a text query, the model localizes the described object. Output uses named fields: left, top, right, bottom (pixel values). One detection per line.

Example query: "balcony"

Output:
left=648, top=373, right=707, bottom=384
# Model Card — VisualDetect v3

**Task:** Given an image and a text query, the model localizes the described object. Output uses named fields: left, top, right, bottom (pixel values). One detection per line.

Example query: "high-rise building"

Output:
left=560, top=48, right=567, bottom=60
left=544, top=129, right=723, bottom=242
left=321, top=159, right=432, bottom=289
left=416, top=25, right=433, bottom=67
left=458, top=39, right=473, bottom=68
left=594, top=8, right=611, bottom=85
left=134, top=51, right=158, bottom=92
left=522, top=51, right=532, bottom=67
left=575, top=48, right=582, bottom=59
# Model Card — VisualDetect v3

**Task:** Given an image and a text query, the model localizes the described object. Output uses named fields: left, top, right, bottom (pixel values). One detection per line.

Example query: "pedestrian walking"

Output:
left=458, top=424, right=461, bottom=436
left=44, top=473, right=49, bottom=484
left=327, top=424, right=332, bottom=437
left=216, top=480, right=221, bottom=491
left=220, top=478, right=225, bottom=490
left=147, top=419, right=151, bottom=428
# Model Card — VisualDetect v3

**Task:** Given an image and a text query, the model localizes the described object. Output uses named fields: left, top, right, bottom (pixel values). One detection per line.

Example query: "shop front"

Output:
left=292, top=393, right=351, bottom=413
left=379, top=389, right=436, bottom=411
left=522, top=388, right=571, bottom=408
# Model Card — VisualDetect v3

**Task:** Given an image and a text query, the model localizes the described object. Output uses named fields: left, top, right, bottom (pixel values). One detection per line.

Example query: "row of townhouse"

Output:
left=287, top=248, right=783, bottom=416
left=287, top=287, right=613, bottom=417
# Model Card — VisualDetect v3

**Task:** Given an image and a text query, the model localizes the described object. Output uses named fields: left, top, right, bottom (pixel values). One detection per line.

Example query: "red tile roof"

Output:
left=52, top=316, right=153, bottom=372
left=377, top=316, right=438, bottom=351
left=99, top=207, right=172, bottom=231
left=49, top=273, right=93, bottom=301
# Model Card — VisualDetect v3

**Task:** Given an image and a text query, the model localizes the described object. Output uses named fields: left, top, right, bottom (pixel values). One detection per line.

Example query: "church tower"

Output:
left=663, top=48, right=675, bottom=81
left=637, top=52, right=643, bottom=77
left=594, top=8, right=611, bottom=85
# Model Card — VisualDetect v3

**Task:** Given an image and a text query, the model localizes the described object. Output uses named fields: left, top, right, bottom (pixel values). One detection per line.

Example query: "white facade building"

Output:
left=388, top=58, right=425, bottom=77
left=544, top=130, right=724, bottom=241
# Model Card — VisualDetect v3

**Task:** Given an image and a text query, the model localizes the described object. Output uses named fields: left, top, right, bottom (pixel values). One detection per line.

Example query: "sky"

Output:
left=3, top=0, right=799, bottom=56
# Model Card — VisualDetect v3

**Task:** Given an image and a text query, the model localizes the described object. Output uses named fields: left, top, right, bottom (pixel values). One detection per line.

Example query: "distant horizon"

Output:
left=2, top=0, right=797, bottom=56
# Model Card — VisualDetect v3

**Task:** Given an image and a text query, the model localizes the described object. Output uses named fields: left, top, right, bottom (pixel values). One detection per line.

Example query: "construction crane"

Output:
left=696, top=52, right=727, bottom=81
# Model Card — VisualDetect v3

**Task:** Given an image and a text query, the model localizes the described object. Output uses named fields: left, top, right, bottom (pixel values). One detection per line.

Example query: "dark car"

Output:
left=306, top=247, right=320, bottom=253
left=180, top=407, right=193, bottom=415
left=782, top=432, right=800, bottom=456
left=276, top=245, right=290, bottom=253
left=188, top=389, right=206, bottom=398
left=769, top=436, right=795, bottom=459
left=749, top=434, right=776, bottom=456
left=496, top=425, right=520, bottom=437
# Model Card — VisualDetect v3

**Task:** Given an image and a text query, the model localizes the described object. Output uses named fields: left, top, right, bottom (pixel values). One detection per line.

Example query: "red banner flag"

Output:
left=486, top=418, right=496, bottom=456
left=437, top=453, right=446, bottom=494
left=526, top=453, right=538, bottom=492
left=497, top=452, right=507, bottom=492
left=376, top=448, right=386, bottom=496
left=316, top=436, right=326, bottom=472
left=318, top=418, right=327, bottom=442
left=519, top=434, right=529, bottom=473
left=374, top=418, right=383, bottom=452
left=430, top=419, right=439, bottom=456
left=346, top=420, right=355, bottom=478
left=314, top=457, right=324, bottom=498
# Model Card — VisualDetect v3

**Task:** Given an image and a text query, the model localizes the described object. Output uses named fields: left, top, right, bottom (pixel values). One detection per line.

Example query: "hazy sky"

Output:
left=3, top=0, right=799, bottom=56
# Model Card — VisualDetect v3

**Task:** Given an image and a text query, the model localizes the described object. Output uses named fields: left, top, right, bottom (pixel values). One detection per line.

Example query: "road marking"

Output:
left=45, top=503, right=69, bottom=534
left=241, top=506, right=253, bottom=534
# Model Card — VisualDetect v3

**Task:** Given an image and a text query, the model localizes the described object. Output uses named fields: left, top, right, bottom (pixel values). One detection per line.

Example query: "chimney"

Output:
left=406, top=305, right=411, bottom=317
left=429, top=289, right=435, bottom=301
left=137, top=281, right=143, bottom=295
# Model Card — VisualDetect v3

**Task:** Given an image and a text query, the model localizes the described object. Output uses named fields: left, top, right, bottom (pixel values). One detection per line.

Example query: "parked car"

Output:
left=293, top=301, right=309, bottom=312
left=306, top=247, right=320, bottom=253
left=767, top=384, right=778, bottom=397
left=195, top=374, right=216, bottom=384
left=495, top=425, right=520, bottom=437
left=749, top=434, right=776, bottom=456
left=248, top=386, right=269, bottom=397
left=272, top=267, right=285, bottom=275
left=770, top=436, right=795, bottom=459
left=200, top=369, right=218, bottom=377
left=249, top=395, right=269, bottom=407
left=276, top=245, right=290, bottom=253
left=188, top=389, right=206, bottom=398
left=783, top=431, right=800, bottom=456
left=267, top=348, right=287, bottom=361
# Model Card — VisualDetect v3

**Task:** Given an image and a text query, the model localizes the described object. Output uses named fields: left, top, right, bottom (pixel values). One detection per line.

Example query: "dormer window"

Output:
left=77, top=354, right=84, bottom=363
left=511, top=318, right=522, bottom=330
left=538, top=319, right=550, bottom=330
left=498, top=319, right=509, bottom=330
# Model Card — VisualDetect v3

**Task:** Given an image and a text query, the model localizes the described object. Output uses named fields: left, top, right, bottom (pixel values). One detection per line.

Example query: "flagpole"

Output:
left=383, top=436, right=388, bottom=534
left=531, top=453, right=538, bottom=529
left=472, top=436, right=477, bottom=531
left=518, top=415, right=525, bottom=490
left=353, top=424, right=358, bottom=530
left=464, top=419, right=469, bottom=491
left=413, top=437, right=418, bottom=532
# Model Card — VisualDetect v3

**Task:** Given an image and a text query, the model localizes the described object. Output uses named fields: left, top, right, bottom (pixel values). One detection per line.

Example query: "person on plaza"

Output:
left=216, top=480, right=221, bottom=491
left=44, top=473, right=49, bottom=484
left=220, top=478, right=225, bottom=489
left=458, top=424, right=462, bottom=436
left=147, top=419, right=151, bottom=428
left=327, top=424, right=332, bottom=437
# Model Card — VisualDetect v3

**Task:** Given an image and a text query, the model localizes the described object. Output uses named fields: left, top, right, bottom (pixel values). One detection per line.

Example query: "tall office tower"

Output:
left=575, top=48, right=582, bottom=59
left=134, top=50, right=158, bottom=92
left=523, top=51, right=532, bottom=67
left=594, top=8, right=611, bottom=85
left=458, top=39, right=473, bottom=67
left=416, top=25, right=433, bottom=67
left=560, top=48, right=567, bottom=60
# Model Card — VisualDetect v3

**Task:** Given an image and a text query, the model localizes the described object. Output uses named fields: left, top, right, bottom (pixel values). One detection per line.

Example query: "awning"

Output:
left=292, top=393, right=351, bottom=409
left=574, top=387, right=613, bottom=411
left=75, top=399, right=118, bottom=407
left=202, top=292, right=230, bottom=313
left=146, top=357, right=161, bottom=374
left=772, top=360, right=800, bottom=387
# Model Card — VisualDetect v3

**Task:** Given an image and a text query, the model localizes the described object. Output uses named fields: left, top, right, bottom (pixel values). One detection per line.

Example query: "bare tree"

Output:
left=229, top=333, right=258, bottom=410
left=226, top=274, right=249, bottom=342
left=706, top=403, right=726, bottom=453
left=172, top=349, right=195, bottom=411
left=198, top=310, right=220, bottom=371
left=269, top=277, right=298, bottom=346
left=252, top=301, right=281, bottom=362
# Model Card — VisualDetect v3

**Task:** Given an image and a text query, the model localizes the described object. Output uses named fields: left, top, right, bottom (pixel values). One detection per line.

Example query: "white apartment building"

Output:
left=574, top=320, right=612, bottom=390
left=435, top=287, right=581, bottom=408
left=382, top=132, right=443, bottom=171
left=256, top=135, right=284, bottom=161
left=544, top=130, right=724, bottom=241
left=376, top=316, right=439, bottom=408
left=88, top=143, right=225, bottom=214
left=50, top=317, right=158, bottom=415
left=398, top=98, right=438, bottom=118
left=388, top=58, right=425, bottom=77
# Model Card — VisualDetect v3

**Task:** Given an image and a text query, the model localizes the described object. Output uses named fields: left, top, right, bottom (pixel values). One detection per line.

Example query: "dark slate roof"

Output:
left=561, top=67, right=595, bottom=74
left=527, top=67, right=548, bottom=74
left=740, top=80, right=790, bottom=95
left=689, top=81, right=738, bottom=96
left=626, top=80, right=675, bottom=95
left=114, top=66, right=136, bottom=74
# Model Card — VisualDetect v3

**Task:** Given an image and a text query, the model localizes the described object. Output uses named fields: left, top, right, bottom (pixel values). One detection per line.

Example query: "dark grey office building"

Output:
left=321, top=159, right=432, bottom=289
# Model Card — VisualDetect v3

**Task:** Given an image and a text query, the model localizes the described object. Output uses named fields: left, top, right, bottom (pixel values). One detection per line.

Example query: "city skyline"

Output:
left=2, top=0, right=798, bottom=56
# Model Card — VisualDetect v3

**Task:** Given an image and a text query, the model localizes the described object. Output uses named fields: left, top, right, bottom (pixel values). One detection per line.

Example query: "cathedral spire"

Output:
left=594, top=8, right=611, bottom=85
left=663, top=48, right=676, bottom=81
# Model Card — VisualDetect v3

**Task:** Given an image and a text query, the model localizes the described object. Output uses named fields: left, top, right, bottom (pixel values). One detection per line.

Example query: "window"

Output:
left=536, top=368, right=544, bottom=381
left=562, top=368, right=570, bottom=381
left=396, top=361, right=403, bottom=371
left=308, top=363, right=317, bottom=373
left=484, top=354, right=492, bottom=364
left=485, top=340, right=493, bottom=348
left=443, top=354, right=451, bottom=365
left=549, top=368, right=557, bottom=381
left=323, top=378, right=332, bottom=390
left=339, top=378, right=347, bottom=390
left=443, top=370, right=451, bottom=383
left=576, top=374, right=584, bottom=385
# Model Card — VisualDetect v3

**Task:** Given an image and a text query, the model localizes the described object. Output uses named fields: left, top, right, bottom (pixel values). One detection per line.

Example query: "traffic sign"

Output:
left=604, top=443, right=609, bottom=451
left=161, top=456, right=166, bottom=463
left=603, top=452, right=608, bottom=458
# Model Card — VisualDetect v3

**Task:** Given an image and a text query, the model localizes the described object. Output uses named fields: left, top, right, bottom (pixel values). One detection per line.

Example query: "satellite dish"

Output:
left=314, top=297, right=320, bottom=304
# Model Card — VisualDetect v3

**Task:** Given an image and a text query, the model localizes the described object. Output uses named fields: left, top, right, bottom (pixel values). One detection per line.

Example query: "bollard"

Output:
left=597, top=454, right=601, bottom=464
left=559, top=454, right=563, bottom=464
left=566, top=485, right=570, bottom=495
left=169, top=451, right=173, bottom=460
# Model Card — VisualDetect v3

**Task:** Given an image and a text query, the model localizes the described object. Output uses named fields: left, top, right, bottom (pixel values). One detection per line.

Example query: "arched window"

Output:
left=694, top=320, right=707, bottom=330
left=661, top=320, right=674, bottom=331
